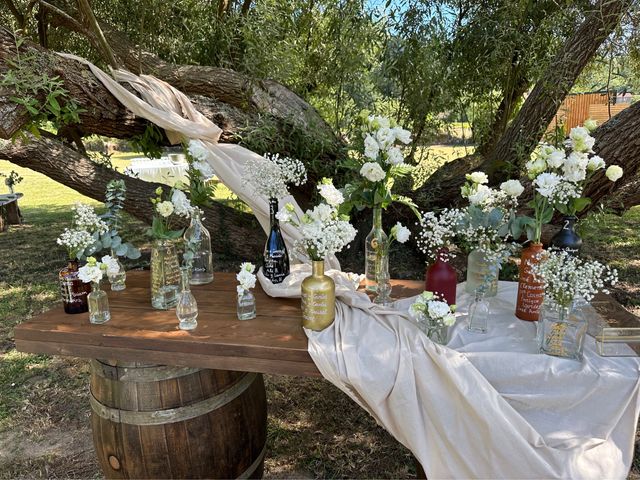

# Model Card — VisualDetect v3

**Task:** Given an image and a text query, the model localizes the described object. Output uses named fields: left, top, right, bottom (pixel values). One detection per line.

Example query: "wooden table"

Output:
left=14, top=271, right=638, bottom=478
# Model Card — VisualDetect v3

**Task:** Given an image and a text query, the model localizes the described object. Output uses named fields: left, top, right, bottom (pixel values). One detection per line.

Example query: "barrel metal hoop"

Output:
left=237, top=444, right=267, bottom=480
left=90, top=372, right=258, bottom=425
left=91, top=359, right=201, bottom=383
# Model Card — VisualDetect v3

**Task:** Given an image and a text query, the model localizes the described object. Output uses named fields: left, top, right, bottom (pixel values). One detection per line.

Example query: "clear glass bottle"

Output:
left=465, top=249, right=499, bottom=297
left=184, top=209, right=214, bottom=285
left=150, top=239, right=180, bottom=310
left=373, top=249, right=392, bottom=306
left=538, top=298, right=587, bottom=360
left=88, top=281, right=111, bottom=324
left=176, top=267, right=198, bottom=330
left=263, top=198, right=290, bottom=284
left=467, top=290, right=490, bottom=333
left=107, top=250, right=127, bottom=291
left=237, top=288, right=257, bottom=320
left=365, top=206, right=388, bottom=294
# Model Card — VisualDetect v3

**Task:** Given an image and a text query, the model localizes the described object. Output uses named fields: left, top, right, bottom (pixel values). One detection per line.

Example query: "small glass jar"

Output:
left=538, top=298, right=587, bottom=361
left=467, top=290, right=490, bottom=334
left=237, top=289, right=257, bottom=320
left=415, top=314, right=448, bottom=345
left=88, top=281, right=111, bottom=324
left=176, top=267, right=198, bottom=331
left=465, top=249, right=499, bottom=297
left=107, top=250, right=127, bottom=291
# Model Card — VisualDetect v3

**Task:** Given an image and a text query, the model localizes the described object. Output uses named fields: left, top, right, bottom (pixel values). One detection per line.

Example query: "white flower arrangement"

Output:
left=416, top=208, right=464, bottom=262
left=530, top=250, right=618, bottom=308
left=56, top=203, right=109, bottom=261
left=461, top=172, right=521, bottom=211
left=278, top=181, right=357, bottom=261
left=409, top=291, right=457, bottom=341
left=317, top=178, right=344, bottom=207
left=391, top=222, right=411, bottom=244
left=149, top=186, right=194, bottom=240
left=78, top=256, right=106, bottom=284
left=100, top=255, right=121, bottom=277
left=243, top=153, right=307, bottom=199
left=359, top=162, right=386, bottom=182
left=237, top=262, right=257, bottom=294
left=187, top=140, right=216, bottom=179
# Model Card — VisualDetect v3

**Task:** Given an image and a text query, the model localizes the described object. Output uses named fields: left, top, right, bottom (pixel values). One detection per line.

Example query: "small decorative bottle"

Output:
left=263, top=198, right=290, bottom=284
left=301, top=260, right=336, bottom=330
left=88, top=281, right=111, bottom=324
left=373, top=252, right=392, bottom=306
left=550, top=216, right=582, bottom=256
left=365, top=206, right=388, bottom=293
left=59, top=260, right=91, bottom=314
left=467, top=290, right=489, bottom=334
left=176, top=267, right=198, bottom=330
left=107, top=250, right=127, bottom=291
left=237, top=289, right=257, bottom=320
left=425, top=248, right=457, bottom=305
left=184, top=209, right=214, bottom=285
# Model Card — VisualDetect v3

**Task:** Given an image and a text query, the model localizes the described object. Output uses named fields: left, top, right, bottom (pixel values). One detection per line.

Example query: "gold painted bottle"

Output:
left=301, top=260, right=335, bottom=331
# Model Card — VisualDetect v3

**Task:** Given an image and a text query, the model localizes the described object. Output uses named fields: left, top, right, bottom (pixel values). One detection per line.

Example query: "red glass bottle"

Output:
left=425, top=249, right=457, bottom=305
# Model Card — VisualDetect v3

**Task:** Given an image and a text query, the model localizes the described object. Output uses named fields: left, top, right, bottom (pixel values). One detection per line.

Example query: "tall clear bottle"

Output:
left=88, top=281, right=111, bottom=324
left=365, top=206, right=388, bottom=293
left=176, top=267, right=198, bottom=330
left=263, top=198, right=290, bottom=284
left=184, top=209, right=214, bottom=285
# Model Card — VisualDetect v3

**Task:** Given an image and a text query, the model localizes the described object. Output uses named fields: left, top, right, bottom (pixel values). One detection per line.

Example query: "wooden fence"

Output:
left=547, top=92, right=631, bottom=133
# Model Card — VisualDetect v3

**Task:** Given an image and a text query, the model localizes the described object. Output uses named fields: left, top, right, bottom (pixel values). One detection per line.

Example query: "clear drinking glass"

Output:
left=237, top=289, right=257, bottom=320
left=176, top=267, right=198, bottom=330
left=467, top=290, right=490, bottom=333
left=184, top=209, right=214, bottom=285
left=107, top=250, right=127, bottom=291
left=88, top=281, right=111, bottom=324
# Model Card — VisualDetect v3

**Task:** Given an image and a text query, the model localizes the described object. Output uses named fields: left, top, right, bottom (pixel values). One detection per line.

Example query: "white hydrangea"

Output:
left=171, top=189, right=193, bottom=217
left=367, top=115, right=390, bottom=130
left=360, top=162, right=386, bottom=182
left=605, top=165, right=623, bottom=182
left=193, top=159, right=215, bottom=179
left=467, top=184, right=493, bottom=206
left=499, top=179, right=524, bottom=198
left=427, top=300, right=450, bottom=319
left=156, top=201, right=174, bottom=218
left=386, top=146, right=404, bottom=166
left=562, top=152, right=589, bottom=182
left=526, top=158, right=547, bottom=176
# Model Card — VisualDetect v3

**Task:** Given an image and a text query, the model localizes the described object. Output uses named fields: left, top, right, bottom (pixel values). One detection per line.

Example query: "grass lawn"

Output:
left=0, top=152, right=639, bottom=478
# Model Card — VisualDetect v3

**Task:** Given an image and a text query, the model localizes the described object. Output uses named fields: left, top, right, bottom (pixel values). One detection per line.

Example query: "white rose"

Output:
left=156, top=201, right=175, bottom=218
left=605, top=165, right=623, bottom=182
left=587, top=155, right=605, bottom=171
left=386, top=146, right=404, bottom=165
left=533, top=172, right=561, bottom=198
left=583, top=118, right=598, bottom=132
left=569, top=126, right=596, bottom=153
left=393, top=222, right=411, bottom=243
left=526, top=158, right=547, bottom=175
left=368, top=115, right=390, bottom=129
left=78, top=264, right=103, bottom=284
left=318, top=183, right=344, bottom=206
left=360, top=162, right=386, bottom=182
left=427, top=300, right=450, bottom=319
left=466, top=171, right=489, bottom=184
left=100, top=255, right=120, bottom=276
left=499, top=179, right=524, bottom=198
left=546, top=150, right=566, bottom=169
left=467, top=184, right=492, bottom=205
left=392, top=126, right=412, bottom=144
left=363, top=134, right=380, bottom=160
left=171, top=189, right=193, bottom=217
left=376, top=127, right=394, bottom=149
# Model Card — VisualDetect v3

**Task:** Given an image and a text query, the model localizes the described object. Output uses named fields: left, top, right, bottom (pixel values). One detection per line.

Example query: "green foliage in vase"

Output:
left=100, top=180, right=141, bottom=259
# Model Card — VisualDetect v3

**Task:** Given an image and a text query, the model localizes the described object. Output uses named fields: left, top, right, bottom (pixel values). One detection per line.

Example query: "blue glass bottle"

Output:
left=263, top=198, right=290, bottom=284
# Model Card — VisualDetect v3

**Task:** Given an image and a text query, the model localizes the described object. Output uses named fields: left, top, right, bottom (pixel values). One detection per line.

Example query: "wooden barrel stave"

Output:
left=90, top=359, right=267, bottom=479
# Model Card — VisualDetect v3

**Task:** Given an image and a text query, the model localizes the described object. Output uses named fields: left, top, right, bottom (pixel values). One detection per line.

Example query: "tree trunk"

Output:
left=0, top=135, right=264, bottom=258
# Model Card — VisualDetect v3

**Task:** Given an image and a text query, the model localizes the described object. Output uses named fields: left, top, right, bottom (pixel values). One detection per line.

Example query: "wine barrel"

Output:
left=89, top=359, right=267, bottom=479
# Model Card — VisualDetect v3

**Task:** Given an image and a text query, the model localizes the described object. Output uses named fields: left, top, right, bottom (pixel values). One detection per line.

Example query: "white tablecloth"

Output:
left=125, top=157, right=189, bottom=186
left=260, top=268, right=640, bottom=479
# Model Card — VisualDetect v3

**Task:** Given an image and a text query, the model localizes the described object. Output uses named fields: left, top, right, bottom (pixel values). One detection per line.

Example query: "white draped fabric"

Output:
left=74, top=54, right=640, bottom=479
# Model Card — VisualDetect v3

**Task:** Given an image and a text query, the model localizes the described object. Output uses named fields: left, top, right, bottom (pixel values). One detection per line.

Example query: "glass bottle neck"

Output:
left=180, top=269, right=191, bottom=291
left=372, top=207, right=382, bottom=229
left=312, top=260, right=325, bottom=277
left=191, top=209, right=202, bottom=226
left=269, top=198, right=279, bottom=225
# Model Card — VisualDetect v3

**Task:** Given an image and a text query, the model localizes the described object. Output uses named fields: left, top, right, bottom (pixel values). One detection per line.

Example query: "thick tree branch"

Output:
left=75, top=0, right=118, bottom=69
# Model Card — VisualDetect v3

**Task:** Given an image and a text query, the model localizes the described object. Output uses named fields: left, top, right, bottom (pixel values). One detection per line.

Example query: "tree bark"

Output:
left=0, top=135, right=264, bottom=258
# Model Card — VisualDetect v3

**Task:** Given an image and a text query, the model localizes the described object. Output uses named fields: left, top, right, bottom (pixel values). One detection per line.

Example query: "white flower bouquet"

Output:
left=148, top=186, right=194, bottom=240
left=57, top=203, right=109, bottom=261
left=78, top=255, right=120, bottom=285
left=416, top=208, right=464, bottom=262
left=530, top=250, right=618, bottom=308
left=236, top=262, right=257, bottom=294
left=341, top=114, right=419, bottom=215
left=181, top=139, right=217, bottom=208
left=243, top=152, right=307, bottom=200
left=278, top=178, right=357, bottom=261
left=409, top=291, right=457, bottom=343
